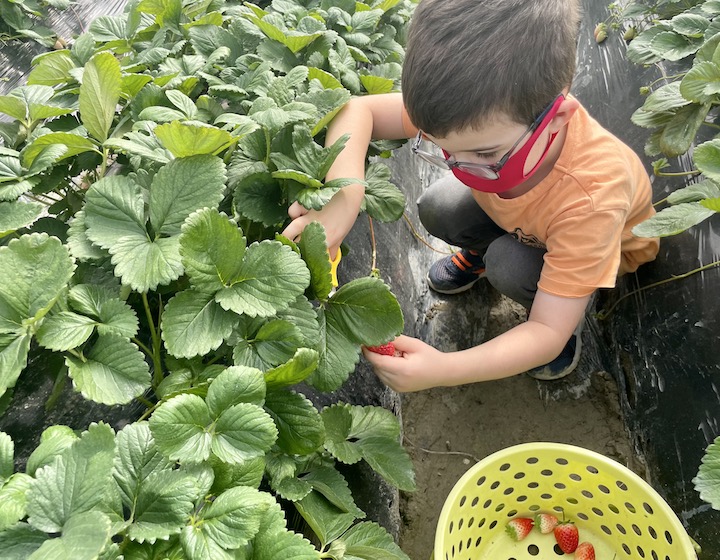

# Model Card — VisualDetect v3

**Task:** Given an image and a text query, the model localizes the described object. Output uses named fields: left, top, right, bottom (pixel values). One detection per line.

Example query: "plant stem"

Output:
left=402, top=212, right=453, bottom=254
left=654, top=169, right=699, bottom=178
left=142, top=292, right=164, bottom=387
left=136, top=394, right=154, bottom=409
left=595, top=259, right=720, bottom=320
left=132, top=337, right=153, bottom=358
left=367, top=214, right=378, bottom=275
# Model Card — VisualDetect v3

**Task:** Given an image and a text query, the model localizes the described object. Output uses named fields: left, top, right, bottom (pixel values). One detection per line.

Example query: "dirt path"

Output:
left=397, top=296, right=642, bottom=559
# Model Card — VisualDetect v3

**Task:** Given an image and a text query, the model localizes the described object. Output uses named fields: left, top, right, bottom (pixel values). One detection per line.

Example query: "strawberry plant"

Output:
left=601, top=0, right=720, bottom=238
left=0, top=0, right=69, bottom=47
left=0, top=0, right=418, bottom=557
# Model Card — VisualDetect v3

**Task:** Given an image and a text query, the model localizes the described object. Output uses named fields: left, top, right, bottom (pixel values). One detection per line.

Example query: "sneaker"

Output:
left=526, top=324, right=583, bottom=381
left=427, top=249, right=486, bottom=294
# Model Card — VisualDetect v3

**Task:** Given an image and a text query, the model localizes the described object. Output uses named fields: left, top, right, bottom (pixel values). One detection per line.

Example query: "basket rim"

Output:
left=434, top=441, right=696, bottom=558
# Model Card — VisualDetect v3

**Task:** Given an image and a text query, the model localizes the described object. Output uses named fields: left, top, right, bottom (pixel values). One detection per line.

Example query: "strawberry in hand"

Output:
left=365, top=342, right=396, bottom=356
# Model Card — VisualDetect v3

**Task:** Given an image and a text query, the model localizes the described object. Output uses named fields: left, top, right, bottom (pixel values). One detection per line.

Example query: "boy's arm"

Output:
left=281, top=93, right=411, bottom=255
left=365, top=290, right=592, bottom=392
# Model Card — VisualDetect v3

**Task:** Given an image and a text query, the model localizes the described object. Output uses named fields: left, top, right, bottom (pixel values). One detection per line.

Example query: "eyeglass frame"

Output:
left=410, top=96, right=562, bottom=180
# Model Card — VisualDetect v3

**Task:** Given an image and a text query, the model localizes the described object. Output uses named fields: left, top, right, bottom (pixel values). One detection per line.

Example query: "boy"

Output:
left=282, top=0, right=659, bottom=392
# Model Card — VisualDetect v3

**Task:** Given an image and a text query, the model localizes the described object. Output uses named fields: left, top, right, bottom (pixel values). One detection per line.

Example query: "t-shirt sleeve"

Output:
left=539, top=207, right=627, bottom=297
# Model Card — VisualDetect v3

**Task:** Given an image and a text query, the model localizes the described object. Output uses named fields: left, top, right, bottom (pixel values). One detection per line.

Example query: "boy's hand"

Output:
left=362, top=335, right=447, bottom=393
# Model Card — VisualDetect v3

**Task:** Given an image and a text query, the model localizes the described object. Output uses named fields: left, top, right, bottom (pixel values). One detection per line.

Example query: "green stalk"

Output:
left=142, top=292, right=164, bottom=387
left=595, top=259, right=720, bottom=320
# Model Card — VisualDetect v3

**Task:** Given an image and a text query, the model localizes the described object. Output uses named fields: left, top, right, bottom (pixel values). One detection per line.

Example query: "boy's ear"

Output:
left=548, top=96, right=580, bottom=133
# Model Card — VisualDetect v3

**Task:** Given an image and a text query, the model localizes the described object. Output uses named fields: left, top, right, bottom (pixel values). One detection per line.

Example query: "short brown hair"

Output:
left=402, top=0, right=581, bottom=137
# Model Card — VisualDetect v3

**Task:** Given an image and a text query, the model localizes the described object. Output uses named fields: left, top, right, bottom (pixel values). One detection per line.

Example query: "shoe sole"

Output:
left=426, top=271, right=486, bottom=295
left=527, top=325, right=584, bottom=381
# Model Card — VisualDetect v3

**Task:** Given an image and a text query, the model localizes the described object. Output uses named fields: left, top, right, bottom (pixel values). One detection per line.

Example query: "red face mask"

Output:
left=442, top=95, right=565, bottom=194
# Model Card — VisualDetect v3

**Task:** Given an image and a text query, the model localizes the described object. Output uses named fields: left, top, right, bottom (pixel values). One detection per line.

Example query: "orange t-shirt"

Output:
left=402, top=102, right=660, bottom=298
left=473, top=103, right=659, bottom=298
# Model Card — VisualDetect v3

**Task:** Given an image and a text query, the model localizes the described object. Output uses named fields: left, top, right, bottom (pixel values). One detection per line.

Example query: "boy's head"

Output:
left=401, top=0, right=582, bottom=137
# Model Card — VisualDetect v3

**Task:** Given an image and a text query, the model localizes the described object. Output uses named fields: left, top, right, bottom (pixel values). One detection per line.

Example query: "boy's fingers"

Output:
left=288, top=201, right=309, bottom=219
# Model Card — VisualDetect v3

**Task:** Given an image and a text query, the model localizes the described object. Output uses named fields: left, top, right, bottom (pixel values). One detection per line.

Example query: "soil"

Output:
left=396, top=295, right=643, bottom=560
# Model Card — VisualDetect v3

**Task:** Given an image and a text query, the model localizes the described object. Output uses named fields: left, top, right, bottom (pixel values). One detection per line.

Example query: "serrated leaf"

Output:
left=667, top=179, right=720, bottom=204
left=325, top=277, right=403, bottom=346
left=321, top=404, right=361, bottom=464
left=80, top=52, right=122, bottom=142
left=182, top=486, right=272, bottom=555
left=242, top=319, right=304, bottom=368
left=97, top=299, right=139, bottom=338
left=66, top=334, right=151, bottom=405
left=212, top=403, right=278, bottom=463
left=233, top=171, right=287, bottom=227
left=179, top=207, right=246, bottom=293
left=209, top=455, right=265, bottom=495
left=26, top=423, right=116, bottom=533
left=298, top=221, right=333, bottom=301
left=0, top=473, right=33, bottom=531
left=149, top=394, right=213, bottom=463
left=341, top=521, right=410, bottom=560
left=22, top=133, right=97, bottom=169
left=632, top=202, right=715, bottom=237
left=161, top=289, right=239, bottom=359
left=206, top=366, right=267, bottom=418
left=251, top=524, right=320, bottom=560
left=355, top=436, right=415, bottom=492
left=659, top=103, right=711, bottom=157
left=27, top=50, right=75, bottom=86
left=0, top=233, right=75, bottom=320
left=295, top=490, right=356, bottom=547
left=302, top=467, right=364, bottom=518
left=155, top=122, right=235, bottom=158
left=679, top=61, right=720, bottom=103
left=0, top=431, right=13, bottom=482
left=0, top=523, right=47, bottom=559
left=0, top=201, right=44, bottom=237
left=694, top=138, right=720, bottom=182
left=215, top=240, right=310, bottom=317
left=308, top=309, right=360, bottom=392
left=264, top=348, right=319, bottom=390
left=27, top=427, right=78, bottom=478
left=109, top=234, right=184, bottom=292
left=28, top=512, right=112, bottom=560
left=84, top=176, right=147, bottom=250
left=36, top=311, right=97, bottom=351
left=362, top=162, right=406, bottom=222
left=264, top=390, right=325, bottom=455
left=694, top=436, right=720, bottom=509
left=149, top=155, right=227, bottom=237
left=649, top=31, right=702, bottom=61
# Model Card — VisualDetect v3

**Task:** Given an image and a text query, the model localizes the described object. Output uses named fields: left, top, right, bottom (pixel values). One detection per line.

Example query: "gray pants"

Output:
left=417, top=174, right=546, bottom=310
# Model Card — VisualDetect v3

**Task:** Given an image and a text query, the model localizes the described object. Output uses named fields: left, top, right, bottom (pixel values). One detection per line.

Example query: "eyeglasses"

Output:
left=410, top=97, right=560, bottom=180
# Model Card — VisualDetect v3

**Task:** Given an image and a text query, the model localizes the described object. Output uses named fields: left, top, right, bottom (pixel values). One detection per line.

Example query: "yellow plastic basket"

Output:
left=434, top=442, right=697, bottom=560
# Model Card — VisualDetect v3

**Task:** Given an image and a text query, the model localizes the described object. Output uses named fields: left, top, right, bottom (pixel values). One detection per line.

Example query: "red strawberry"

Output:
left=554, top=520, right=579, bottom=553
left=506, top=517, right=534, bottom=541
left=575, top=542, right=595, bottom=560
left=366, top=343, right=395, bottom=356
left=535, top=512, right=558, bottom=534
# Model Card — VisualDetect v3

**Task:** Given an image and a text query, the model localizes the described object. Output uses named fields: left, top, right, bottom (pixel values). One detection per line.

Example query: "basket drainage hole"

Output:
left=526, top=544, right=540, bottom=556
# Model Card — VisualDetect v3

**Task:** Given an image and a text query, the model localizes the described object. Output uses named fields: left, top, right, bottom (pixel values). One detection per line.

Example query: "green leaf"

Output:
left=359, top=74, right=395, bottom=94
left=79, top=52, right=122, bottom=143
left=179, top=208, right=247, bottom=293
left=302, top=466, right=363, bottom=518
left=161, top=289, right=239, bottom=359
left=631, top=202, right=715, bottom=237
left=28, top=512, right=112, bottom=560
left=251, top=524, right=320, bottom=560
left=355, top=436, right=416, bottom=492
left=0, top=431, right=13, bottom=482
left=264, top=390, right=325, bottom=455
left=209, top=456, right=265, bottom=495
left=701, top=197, right=720, bottom=211
left=695, top=138, right=720, bottom=182
left=640, top=82, right=689, bottom=113
left=26, top=423, right=116, bottom=533
left=670, top=13, right=710, bottom=38
left=26, top=426, right=78, bottom=477
left=0, top=201, right=44, bottom=238
left=264, top=348, right=319, bottom=390
left=362, top=163, right=406, bottom=222
left=298, top=221, right=333, bottom=301
left=680, top=61, right=720, bottom=102
left=0, top=473, right=33, bottom=531
left=649, top=31, right=702, bottom=61
left=212, top=403, right=278, bottom=463
left=340, top=521, right=411, bottom=560
left=96, top=299, right=139, bottom=338
left=659, top=103, right=711, bottom=157
left=36, top=311, right=97, bottom=351
left=150, top=394, right=213, bottom=463
left=309, top=309, right=360, bottom=392
left=0, top=334, right=32, bottom=397
left=155, top=122, right=235, bottom=158
left=667, top=179, right=720, bottom=204
left=694, top=436, right=720, bottom=509
left=109, top=234, right=184, bottom=292
left=235, top=319, right=304, bottom=369
left=325, top=277, right=404, bottom=345
left=295, top=490, right=356, bottom=547
left=233, top=171, right=287, bottom=227
left=28, top=51, right=76, bottom=86
left=0, top=233, right=75, bottom=319
left=149, top=155, right=227, bottom=236
left=22, top=133, right=97, bottom=169
left=206, top=366, right=267, bottom=417
left=244, top=14, right=322, bottom=53
left=181, top=486, right=272, bottom=555
left=84, top=176, right=147, bottom=250
left=215, top=240, right=311, bottom=317
left=66, top=334, right=150, bottom=404
left=0, top=523, right=47, bottom=559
